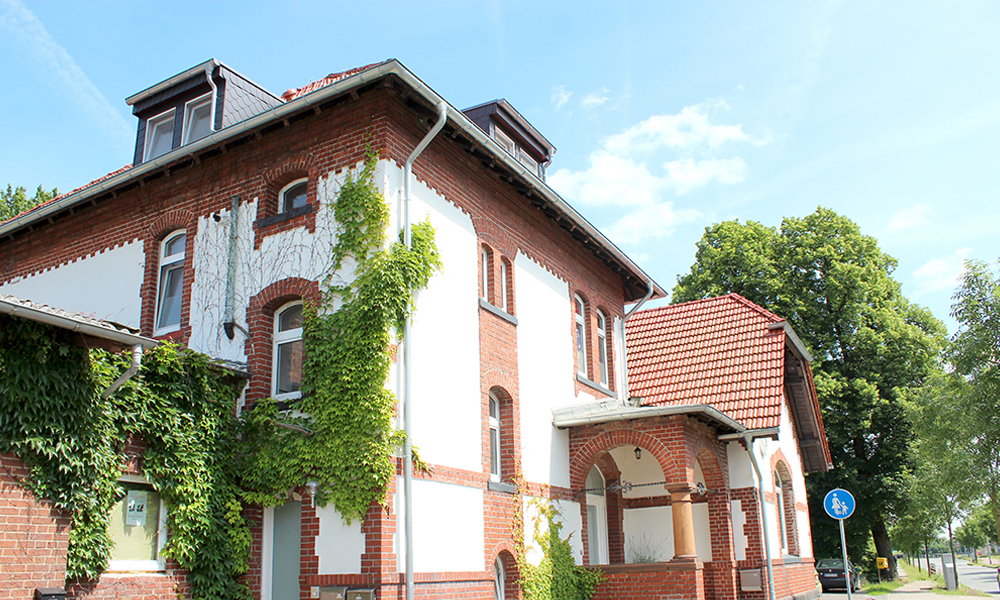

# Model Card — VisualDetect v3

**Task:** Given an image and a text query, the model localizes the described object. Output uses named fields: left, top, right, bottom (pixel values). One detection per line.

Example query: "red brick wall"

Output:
left=592, top=562, right=706, bottom=600
left=0, top=453, right=70, bottom=600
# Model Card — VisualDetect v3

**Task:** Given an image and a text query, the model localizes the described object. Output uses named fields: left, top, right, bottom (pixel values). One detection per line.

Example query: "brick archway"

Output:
left=570, top=428, right=682, bottom=493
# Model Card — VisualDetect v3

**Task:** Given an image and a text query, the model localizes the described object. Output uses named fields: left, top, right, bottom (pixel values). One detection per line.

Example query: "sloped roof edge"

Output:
left=1, top=59, right=663, bottom=301
left=552, top=399, right=744, bottom=433
left=0, top=294, right=156, bottom=349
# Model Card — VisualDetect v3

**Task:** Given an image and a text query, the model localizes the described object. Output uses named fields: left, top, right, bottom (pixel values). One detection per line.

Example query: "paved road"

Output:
left=955, top=558, right=1000, bottom=595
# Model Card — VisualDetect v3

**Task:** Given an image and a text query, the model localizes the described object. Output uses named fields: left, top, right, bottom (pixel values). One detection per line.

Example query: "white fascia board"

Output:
left=126, top=59, right=220, bottom=106
left=767, top=321, right=814, bottom=363
left=0, top=297, right=157, bottom=349
left=552, top=399, right=744, bottom=433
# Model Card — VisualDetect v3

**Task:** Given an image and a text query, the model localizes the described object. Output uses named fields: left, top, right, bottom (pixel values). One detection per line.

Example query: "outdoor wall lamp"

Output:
left=634, top=447, right=642, bottom=460
left=306, top=480, right=318, bottom=508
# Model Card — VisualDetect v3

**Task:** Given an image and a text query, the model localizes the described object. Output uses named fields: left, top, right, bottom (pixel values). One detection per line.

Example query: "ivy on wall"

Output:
left=0, top=316, right=249, bottom=598
left=241, top=144, right=441, bottom=522
left=0, top=144, right=440, bottom=597
left=517, top=499, right=604, bottom=600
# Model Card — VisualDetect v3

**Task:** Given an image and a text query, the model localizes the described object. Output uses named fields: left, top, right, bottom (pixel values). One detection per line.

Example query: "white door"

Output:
left=262, top=501, right=302, bottom=600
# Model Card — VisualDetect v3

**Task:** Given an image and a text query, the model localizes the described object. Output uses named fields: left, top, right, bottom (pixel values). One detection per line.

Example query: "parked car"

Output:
left=816, top=558, right=861, bottom=593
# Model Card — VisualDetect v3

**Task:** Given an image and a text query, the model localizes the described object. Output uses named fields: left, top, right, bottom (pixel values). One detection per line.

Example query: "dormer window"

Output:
left=518, top=151, right=539, bottom=174
left=494, top=129, right=516, bottom=156
left=182, top=93, right=213, bottom=144
left=144, top=110, right=175, bottom=161
left=280, top=180, right=308, bottom=213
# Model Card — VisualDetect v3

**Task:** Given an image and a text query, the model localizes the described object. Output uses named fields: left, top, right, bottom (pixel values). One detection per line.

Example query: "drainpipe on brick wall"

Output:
left=619, top=280, right=653, bottom=404
left=223, top=195, right=241, bottom=339
left=745, top=431, right=777, bottom=600
left=101, top=344, right=143, bottom=398
left=402, top=101, right=448, bottom=600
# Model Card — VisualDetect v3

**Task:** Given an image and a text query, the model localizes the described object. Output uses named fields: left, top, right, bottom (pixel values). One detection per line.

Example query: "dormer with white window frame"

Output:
left=127, top=59, right=282, bottom=166
left=462, top=99, right=556, bottom=180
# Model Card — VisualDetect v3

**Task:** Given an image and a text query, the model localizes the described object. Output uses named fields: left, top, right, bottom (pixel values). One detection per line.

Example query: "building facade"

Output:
left=0, top=59, right=829, bottom=600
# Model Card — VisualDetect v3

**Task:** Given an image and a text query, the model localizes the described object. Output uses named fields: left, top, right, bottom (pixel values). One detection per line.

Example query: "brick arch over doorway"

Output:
left=569, top=428, right=683, bottom=494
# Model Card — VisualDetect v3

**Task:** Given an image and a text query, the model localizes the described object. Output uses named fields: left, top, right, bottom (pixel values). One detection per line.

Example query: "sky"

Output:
left=1, top=0, right=998, bottom=333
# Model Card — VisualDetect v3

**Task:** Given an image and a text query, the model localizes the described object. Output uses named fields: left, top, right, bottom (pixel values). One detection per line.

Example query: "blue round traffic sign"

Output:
left=823, top=488, right=855, bottom=520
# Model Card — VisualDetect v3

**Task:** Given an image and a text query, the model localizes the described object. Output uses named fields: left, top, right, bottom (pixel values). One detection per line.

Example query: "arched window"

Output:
left=596, top=310, right=609, bottom=386
left=575, top=294, right=588, bottom=376
left=279, top=179, right=308, bottom=214
left=774, top=463, right=797, bottom=555
left=480, top=245, right=493, bottom=302
left=493, top=556, right=505, bottom=600
left=586, top=465, right=608, bottom=565
left=499, top=259, right=509, bottom=312
left=489, top=391, right=501, bottom=482
left=273, top=301, right=304, bottom=400
left=155, top=231, right=186, bottom=334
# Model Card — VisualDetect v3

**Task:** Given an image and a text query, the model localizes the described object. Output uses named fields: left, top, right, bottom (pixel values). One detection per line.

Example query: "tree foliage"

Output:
left=673, top=207, right=946, bottom=577
left=948, top=258, right=1000, bottom=547
left=1, top=184, right=58, bottom=221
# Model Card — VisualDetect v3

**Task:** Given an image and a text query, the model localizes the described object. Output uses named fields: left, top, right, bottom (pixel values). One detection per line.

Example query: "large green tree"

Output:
left=1, top=184, right=58, bottom=221
left=673, top=207, right=946, bottom=579
left=949, top=258, right=1000, bottom=547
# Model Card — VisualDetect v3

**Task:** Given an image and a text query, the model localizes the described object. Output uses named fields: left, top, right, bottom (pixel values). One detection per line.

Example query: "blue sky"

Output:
left=2, top=0, right=998, bottom=333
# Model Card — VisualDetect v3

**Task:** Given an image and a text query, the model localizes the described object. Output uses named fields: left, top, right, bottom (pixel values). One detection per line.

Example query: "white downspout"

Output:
left=102, top=344, right=143, bottom=398
left=745, top=431, right=776, bottom=600
left=402, top=101, right=448, bottom=600
left=203, top=62, right=218, bottom=133
left=619, top=280, right=654, bottom=404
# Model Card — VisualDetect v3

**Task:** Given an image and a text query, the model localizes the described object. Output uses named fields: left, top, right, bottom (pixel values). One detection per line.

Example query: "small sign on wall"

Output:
left=125, top=490, right=148, bottom=527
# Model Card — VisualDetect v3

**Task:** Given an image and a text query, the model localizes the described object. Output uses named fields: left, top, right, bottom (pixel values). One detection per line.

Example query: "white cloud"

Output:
left=581, top=87, right=610, bottom=109
left=605, top=103, right=753, bottom=155
left=913, top=248, right=972, bottom=294
left=663, top=157, right=747, bottom=195
left=0, top=0, right=131, bottom=150
left=551, top=85, right=572, bottom=110
left=608, top=202, right=701, bottom=244
left=887, top=203, right=933, bottom=233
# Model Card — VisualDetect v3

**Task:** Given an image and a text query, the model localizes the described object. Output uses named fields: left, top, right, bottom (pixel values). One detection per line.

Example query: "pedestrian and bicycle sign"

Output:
left=824, top=488, right=856, bottom=520
left=824, top=488, right=856, bottom=600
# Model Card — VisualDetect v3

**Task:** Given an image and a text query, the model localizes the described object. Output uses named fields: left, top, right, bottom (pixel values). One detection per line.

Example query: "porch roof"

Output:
left=625, top=294, right=832, bottom=472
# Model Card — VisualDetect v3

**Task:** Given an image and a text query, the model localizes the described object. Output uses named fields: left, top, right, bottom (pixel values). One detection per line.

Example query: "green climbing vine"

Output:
left=0, top=143, right=438, bottom=597
left=517, top=499, right=604, bottom=600
left=0, top=316, right=250, bottom=598
left=241, top=143, right=441, bottom=523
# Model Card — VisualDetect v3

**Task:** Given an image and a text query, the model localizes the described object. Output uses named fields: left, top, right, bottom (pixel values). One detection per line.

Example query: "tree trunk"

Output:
left=925, top=539, right=931, bottom=574
left=992, top=494, right=1000, bottom=552
left=871, top=518, right=898, bottom=580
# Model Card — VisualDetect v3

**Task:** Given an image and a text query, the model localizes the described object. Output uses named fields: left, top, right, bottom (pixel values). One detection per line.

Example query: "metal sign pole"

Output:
left=840, top=518, right=852, bottom=600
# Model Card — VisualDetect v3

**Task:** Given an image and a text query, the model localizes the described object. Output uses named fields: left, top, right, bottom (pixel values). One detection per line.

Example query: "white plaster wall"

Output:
left=612, top=315, right=625, bottom=400
left=315, top=504, right=366, bottom=574
left=610, top=445, right=669, bottom=498
left=693, top=502, right=713, bottom=562
left=731, top=499, right=747, bottom=561
left=396, top=479, right=484, bottom=573
left=398, top=165, right=481, bottom=472
left=775, top=394, right=808, bottom=500
left=727, top=440, right=755, bottom=490
left=623, top=506, right=673, bottom=563
left=517, top=256, right=574, bottom=488
left=797, top=510, right=813, bottom=558
left=523, top=496, right=584, bottom=565
left=0, top=241, right=145, bottom=327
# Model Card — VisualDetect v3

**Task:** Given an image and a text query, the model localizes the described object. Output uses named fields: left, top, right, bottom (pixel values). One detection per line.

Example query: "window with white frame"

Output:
left=182, top=93, right=213, bottom=145
left=518, top=149, right=539, bottom=175
left=488, top=391, right=500, bottom=481
left=108, top=478, right=166, bottom=571
left=597, top=310, right=609, bottom=386
left=494, top=556, right=505, bottom=600
left=499, top=259, right=509, bottom=312
left=494, top=128, right=516, bottom=156
left=273, top=302, right=304, bottom=400
left=155, top=231, right=186, bottom=334
left=575, top=294, right=588, bottom=376
left=775, top=471, right=787, bottom=553
left=279, top=179, right=308, bottom=214
left=144, top=109, right=175, bottom=160
left=480, top=245, right=491, bottom=301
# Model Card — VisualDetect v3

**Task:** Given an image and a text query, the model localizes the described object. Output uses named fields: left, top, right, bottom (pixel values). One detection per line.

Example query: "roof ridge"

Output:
left=281, top=60, right=390, bottom=102
left=0, top=165, right=133, bottom=227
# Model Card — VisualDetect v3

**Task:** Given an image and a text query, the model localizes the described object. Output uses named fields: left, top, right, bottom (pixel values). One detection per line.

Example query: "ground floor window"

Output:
left=108, top=479, right=166, bottom=571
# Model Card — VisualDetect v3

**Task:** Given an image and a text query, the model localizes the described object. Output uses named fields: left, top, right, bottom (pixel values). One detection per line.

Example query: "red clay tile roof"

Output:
left=1, top=165, right=132, bottom=227
left=281, top=62, right=385, bottom=102
left=626, top=293, right=788, bottom=430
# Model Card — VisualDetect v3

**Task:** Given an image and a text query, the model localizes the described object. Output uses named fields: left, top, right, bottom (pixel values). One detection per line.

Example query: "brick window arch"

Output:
left=246, top=278, right=319, bottom=402
left=774, top=460, right=798, bottom=556
left=255, top=153, right=319, bottom=246
left=141, top=212, right=195, bottom=340
left=486, top=386, right=516, bottom=482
